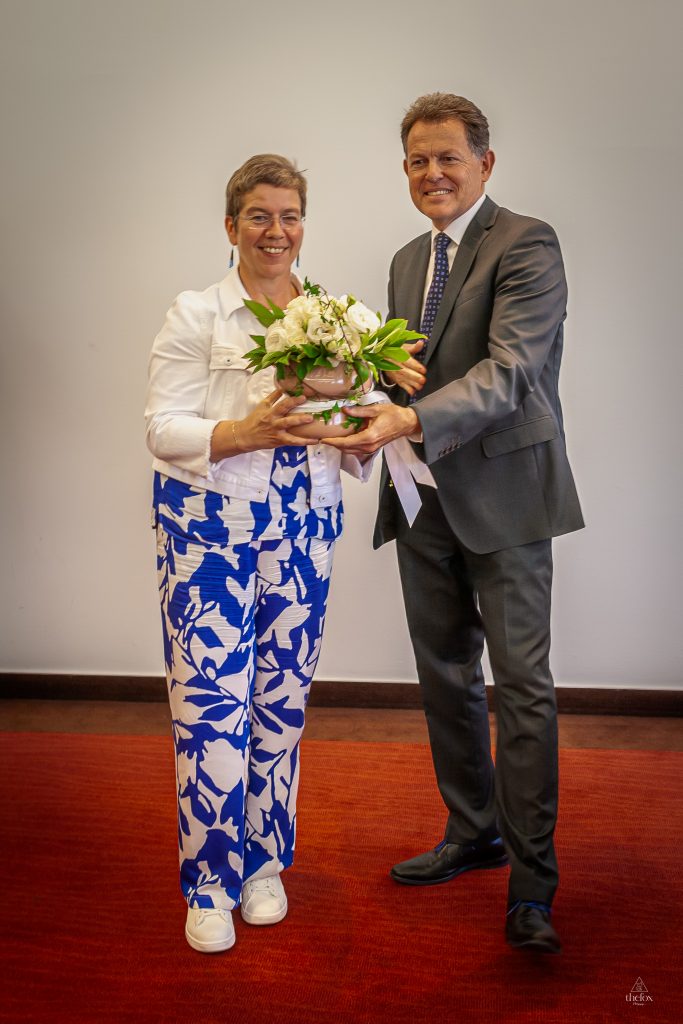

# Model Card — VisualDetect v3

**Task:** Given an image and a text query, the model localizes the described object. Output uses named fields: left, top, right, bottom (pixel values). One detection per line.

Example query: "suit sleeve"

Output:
left=414, top=221, right=567, bottom=464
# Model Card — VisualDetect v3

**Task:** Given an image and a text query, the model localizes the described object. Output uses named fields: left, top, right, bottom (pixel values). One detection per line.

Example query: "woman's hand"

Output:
left=210, top=391, right=315, bottom=460
left=383, top=340, right=427, bottom=397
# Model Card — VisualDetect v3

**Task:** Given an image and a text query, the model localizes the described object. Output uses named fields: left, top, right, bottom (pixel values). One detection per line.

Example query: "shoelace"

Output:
left=194, top=908, right=231, bottom=926
left=246, top=876, right=278, bottom=897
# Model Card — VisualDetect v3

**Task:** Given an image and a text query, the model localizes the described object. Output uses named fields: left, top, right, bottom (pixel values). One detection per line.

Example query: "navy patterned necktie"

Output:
left=418, top=231, right=451, bottom=361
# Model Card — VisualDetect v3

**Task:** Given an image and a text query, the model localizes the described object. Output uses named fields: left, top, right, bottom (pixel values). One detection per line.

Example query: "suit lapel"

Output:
left=390, top=234, right=429, bottom=408
left=424, top=196, right=498, bottom=367
left=398, top=233, right=431, bottom=331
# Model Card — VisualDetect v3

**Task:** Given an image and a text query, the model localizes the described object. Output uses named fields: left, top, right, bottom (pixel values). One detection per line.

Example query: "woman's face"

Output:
left=226, top=185, right=304, bottom=281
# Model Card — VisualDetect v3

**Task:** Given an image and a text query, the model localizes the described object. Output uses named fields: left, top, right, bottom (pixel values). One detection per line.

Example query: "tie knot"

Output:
left=434, top=232, right=449, bottom=252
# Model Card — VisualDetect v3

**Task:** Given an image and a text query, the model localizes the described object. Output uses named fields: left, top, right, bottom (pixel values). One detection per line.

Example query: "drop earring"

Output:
left=229, top=248, right=234, bottom=269
left=296, top=252, right=301, bottom=269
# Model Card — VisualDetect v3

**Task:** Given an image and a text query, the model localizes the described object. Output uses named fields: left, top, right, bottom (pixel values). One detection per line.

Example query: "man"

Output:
left=324, top=93, right=584, bottom=953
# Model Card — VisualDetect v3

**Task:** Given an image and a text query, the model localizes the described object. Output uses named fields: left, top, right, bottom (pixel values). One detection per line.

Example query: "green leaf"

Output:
left=342, top=413, right=364, bottom=431
left=244, top=344, right=265, bottom=361
left=375, top=327, right=404, bottom=348
left=243, top=299, right=279, bottom=326
left=351, top=361, right=370, bottom=390
left=375, top=357, right=407, bottom=371
left=303, top=277, right=321, bottom=297
left=381, top=347, right=410, bottom=363
left=372, top=318, right=405, bottom=341
left=265, top=297, right=285, bottom=319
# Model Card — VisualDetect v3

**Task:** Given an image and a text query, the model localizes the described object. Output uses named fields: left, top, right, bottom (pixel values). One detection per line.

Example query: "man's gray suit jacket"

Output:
left=373, top=195, right=584, bottom=554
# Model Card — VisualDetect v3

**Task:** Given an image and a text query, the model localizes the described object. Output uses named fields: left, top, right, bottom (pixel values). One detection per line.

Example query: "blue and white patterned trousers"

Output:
left=156, top=526, right=334, bottom=909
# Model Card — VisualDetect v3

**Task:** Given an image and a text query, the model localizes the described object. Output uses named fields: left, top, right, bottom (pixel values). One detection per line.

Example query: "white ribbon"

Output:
left=358, top=391, right=437, bottom=526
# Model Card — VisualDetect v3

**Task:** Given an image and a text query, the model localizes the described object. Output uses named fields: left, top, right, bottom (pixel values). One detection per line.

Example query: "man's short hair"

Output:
left=400, top=93, right=490, bottom=157
left=225, top=154, right=307, bottom=219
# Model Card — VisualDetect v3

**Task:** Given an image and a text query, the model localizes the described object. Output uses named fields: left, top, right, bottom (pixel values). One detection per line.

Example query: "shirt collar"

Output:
left=431, top=192, right=487, bottom=246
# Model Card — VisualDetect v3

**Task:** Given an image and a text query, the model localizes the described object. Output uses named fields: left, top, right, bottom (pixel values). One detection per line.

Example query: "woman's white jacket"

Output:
left=145, top=268, right=373, bottom=506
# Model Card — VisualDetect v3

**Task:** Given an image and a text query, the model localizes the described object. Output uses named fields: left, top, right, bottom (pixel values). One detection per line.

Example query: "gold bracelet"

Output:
left=231, top=421, right=242, bottom=452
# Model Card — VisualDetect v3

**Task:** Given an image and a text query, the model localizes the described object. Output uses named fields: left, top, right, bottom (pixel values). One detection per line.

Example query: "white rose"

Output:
left=286, top=295, right=318, bottom=326
left=264, top=324, right=291, bottom=353
left=286, top=294, right=317, bottom=317
left=338, top=324, right=362, bottom=356
left=306, top=314, right=343, bottom=348
left=282, top=314, right=307, bottom=346
left=344, top=300, right=381, bottom=336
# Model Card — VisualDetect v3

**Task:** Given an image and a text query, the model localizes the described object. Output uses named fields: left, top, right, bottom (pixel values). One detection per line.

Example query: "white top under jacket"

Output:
left=145, top=267, right=373, bottom=506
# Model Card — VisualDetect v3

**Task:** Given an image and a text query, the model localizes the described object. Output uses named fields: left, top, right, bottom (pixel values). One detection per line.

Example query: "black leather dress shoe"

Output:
left=505, top=901, right=561, bottom=954
left=390, top=838, right=508, bottom=886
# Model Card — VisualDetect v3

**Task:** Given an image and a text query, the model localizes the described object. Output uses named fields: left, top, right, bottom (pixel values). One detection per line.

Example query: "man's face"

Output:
left=404, top=118, right=495, bottom=229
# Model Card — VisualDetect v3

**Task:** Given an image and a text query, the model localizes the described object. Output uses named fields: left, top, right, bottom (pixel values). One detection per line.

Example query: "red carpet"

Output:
left=0, top=733, right=680, bottom=1024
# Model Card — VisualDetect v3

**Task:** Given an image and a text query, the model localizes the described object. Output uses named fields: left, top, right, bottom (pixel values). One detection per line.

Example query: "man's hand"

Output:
left=384, top=340, right=427, bottom=396
left=321, top=403, right=420, bottom=456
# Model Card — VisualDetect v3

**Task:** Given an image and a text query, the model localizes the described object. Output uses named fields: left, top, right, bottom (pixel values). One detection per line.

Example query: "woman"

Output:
left=145, top=155, right=372, bottom=953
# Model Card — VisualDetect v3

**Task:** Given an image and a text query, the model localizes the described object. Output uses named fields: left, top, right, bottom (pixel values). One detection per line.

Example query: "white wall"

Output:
left=1, top=0, right=681, bottom=688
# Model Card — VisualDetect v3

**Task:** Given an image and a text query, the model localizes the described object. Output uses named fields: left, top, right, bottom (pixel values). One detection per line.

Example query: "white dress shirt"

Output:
left=420, top=192, right=487, bottom=317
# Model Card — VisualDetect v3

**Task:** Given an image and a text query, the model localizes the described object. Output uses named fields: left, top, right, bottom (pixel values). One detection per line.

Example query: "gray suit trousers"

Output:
left=395, top=484, right=559, bottom=905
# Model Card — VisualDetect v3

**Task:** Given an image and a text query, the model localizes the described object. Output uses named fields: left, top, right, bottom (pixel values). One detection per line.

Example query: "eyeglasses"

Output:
left=238, top=212, right=304, bottom=229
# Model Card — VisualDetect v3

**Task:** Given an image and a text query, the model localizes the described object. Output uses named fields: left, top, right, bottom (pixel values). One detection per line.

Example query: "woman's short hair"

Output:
left=400, top=93, right=490, bottom=158
left=225, top=154, right=307, bottom=219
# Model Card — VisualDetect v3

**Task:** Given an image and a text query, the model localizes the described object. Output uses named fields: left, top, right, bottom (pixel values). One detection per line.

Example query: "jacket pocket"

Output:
left=481, top=415, right=558, bottom=458
left=209, top=344, right=252, bottom=371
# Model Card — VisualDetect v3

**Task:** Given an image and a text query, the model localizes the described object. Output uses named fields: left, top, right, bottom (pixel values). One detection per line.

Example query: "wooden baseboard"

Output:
left=313, top=681, right=683, bottom=715
left=0, top=673, right=681, bottom=716
left=0, top=674, right=167, bottom=702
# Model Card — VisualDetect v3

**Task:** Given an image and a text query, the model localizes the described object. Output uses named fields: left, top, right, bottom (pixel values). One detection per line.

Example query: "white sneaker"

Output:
left=240, top=874, right=288, bottom=925
left=185, top=906, right=235, bottom=953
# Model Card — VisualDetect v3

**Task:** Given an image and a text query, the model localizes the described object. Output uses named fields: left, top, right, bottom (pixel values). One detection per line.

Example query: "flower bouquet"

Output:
left=243, top=279, right=425, bottom=438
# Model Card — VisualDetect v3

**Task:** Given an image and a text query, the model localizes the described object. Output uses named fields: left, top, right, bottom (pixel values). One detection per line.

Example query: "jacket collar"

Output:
left=217, top=266, right=250, bottom=320
left=217, top=266, right=303, bottom=320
